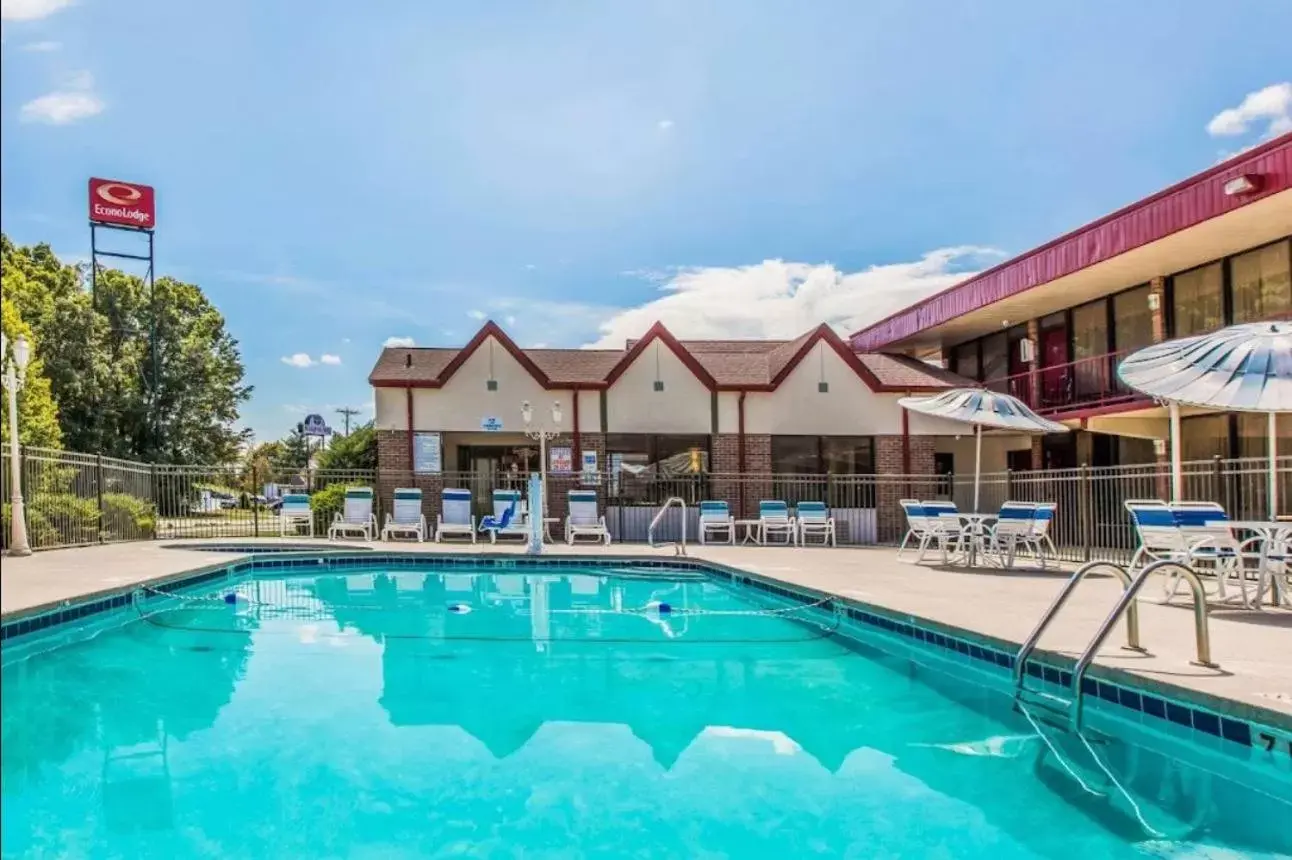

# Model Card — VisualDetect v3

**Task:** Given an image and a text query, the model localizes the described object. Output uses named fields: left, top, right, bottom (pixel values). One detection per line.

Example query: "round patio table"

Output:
left=956, top=513, right=997, bottom=568
left=1216, top=520, right=1292, bottom=609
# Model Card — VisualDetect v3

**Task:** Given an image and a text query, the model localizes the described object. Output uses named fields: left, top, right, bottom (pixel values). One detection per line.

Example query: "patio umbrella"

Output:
left=1117, top=320, right=1292, bottom=516
left=898, top=388, right=1069, bottom=512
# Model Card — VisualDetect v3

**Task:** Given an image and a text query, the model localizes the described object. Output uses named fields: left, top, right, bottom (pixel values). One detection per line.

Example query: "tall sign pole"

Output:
left=89, top=179, right=158, bottom=453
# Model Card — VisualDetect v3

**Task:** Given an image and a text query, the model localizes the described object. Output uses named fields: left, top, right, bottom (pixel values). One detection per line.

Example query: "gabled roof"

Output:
left=368, top=320, right=973, bottom=393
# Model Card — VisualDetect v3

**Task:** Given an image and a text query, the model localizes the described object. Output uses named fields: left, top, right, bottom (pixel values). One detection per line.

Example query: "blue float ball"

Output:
left=658, top=602, right=672, bottom=615
left=223, top=593, right=238, bottom=605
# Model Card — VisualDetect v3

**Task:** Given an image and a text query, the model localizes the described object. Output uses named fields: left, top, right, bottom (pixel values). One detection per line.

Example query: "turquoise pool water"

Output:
left=2, top=566, right=1289, bottom=859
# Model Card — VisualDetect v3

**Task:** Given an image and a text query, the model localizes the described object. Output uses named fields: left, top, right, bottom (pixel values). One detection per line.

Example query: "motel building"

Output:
left=371, top=132, right=1291, bottom=540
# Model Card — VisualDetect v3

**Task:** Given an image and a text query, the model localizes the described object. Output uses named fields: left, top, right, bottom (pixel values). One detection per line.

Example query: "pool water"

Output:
left=2, top=566, right=1288, bottom=859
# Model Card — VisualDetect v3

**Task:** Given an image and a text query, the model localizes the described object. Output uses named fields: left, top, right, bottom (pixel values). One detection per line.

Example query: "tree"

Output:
left=0, top=298, right=62, bottom=449
left=1, top=235, right=252, bottom=463
left=316, top=421, right=376, bottom=471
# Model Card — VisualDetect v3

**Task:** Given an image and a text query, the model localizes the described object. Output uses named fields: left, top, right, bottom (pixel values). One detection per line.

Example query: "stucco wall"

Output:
left=933, top=433, right=1033, bottom=475
left=604, top=341, right=712, bottom=433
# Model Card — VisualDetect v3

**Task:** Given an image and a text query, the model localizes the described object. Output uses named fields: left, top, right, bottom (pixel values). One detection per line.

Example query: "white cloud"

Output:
left=588, top=247, right=1002, bottom=348
left=20, top=71, right=103, bottom=125
left=281, top=353, right=316, bottom=368
left=658, top=119, right=674, bottom=131
left=504, top=315, right=517, bottom=326
left=467, top=309, right=487, bottom=321
left=1207, top=82, right=1292, bottom=140
left=319, top=353, right=342, bottom=365
left=1, top=0, right=72, bottom=21
left=21, top=40, right=60, bottom=51
left=383, top=335, right=415, bottom=347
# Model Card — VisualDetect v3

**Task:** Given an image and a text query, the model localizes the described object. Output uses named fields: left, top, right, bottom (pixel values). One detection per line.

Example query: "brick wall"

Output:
left=874, top=434, right=934, bottom=542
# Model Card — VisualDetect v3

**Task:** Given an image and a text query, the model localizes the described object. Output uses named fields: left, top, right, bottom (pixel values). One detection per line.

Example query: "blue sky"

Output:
left=2, top=0, right=1289, bottom=444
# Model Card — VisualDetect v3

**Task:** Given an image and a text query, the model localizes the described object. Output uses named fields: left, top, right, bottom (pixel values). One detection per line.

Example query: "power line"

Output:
left=335, top=406, right=360, bottom=435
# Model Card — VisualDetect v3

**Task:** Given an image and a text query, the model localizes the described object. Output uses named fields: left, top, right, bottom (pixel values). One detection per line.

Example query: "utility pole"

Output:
left=335, top=406, right=360, bottom=436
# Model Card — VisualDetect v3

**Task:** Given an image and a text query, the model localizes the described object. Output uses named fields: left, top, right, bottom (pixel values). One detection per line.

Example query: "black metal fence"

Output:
left=3, top=446, right=1289, bottom=558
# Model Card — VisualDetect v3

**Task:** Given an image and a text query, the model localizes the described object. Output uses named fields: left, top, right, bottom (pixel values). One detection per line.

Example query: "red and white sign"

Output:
left=88, top=178, right=156, bottom=229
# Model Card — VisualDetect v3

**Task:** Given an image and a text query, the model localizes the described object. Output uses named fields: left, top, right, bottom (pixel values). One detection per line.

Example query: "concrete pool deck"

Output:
left=2, top=538, right=1289, bottom=724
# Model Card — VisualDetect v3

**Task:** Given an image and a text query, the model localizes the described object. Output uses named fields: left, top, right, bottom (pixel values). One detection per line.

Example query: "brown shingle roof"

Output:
left=368, top=322, right=974, bottom=392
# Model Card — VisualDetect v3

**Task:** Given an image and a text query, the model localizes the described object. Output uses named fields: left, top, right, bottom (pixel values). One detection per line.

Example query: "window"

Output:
left=823, top=437, right=875, bottom=474
left=980, top=333, right=1009, bottom=387
left=951, top=341, right=979, bottom=381
left=1231, top=241, right=1292, bottom=324
left=771, top=436, right=876, bottom=508
left=1113, top=285, right=1154, bottom=352
left=771, top=436, right=821, bottom=474
left=1180, top=415, right=1229, bottom=462
left=1071, top=299, right=1109, bottom=398
left=1172, top=262, right=1223, bottom=337
left=1236, top=413, right=1292, bottom=458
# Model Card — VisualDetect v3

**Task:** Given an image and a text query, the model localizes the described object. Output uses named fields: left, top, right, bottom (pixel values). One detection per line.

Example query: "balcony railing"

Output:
left=984, top=348, right=1144, bottom=417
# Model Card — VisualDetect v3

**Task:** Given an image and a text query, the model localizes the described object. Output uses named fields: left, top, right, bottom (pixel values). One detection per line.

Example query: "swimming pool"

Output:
left=2, top=558, right=1289, bottom=858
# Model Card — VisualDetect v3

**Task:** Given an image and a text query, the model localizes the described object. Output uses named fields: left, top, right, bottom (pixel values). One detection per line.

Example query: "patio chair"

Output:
left=382, top=487, right=428, bottom=542
left=433, top=488, right=476, bottom=543
left=328, top=487, right=376, bottom=541
left=480, top=489, right=527, bottom=543
left=986, top=502, right=1037, bottom=568
left=1024, top=502, right=1059, bottom=567
left=1170, top=502, right=1248, bottom=604
left=757, top=500, right=796, bottom=546
left=796, top=501, right=836, bottom=546
left=565, top=489, right=611, bottom=545
left=278, top=493, right=314, bottom=537
left=1125, top=499, right=1193, bottom=574
left=698, top=500, right=735, bottom=545
left=897, top=499, right=931, bottom=559
left=918, top=500, right=965, bottom=565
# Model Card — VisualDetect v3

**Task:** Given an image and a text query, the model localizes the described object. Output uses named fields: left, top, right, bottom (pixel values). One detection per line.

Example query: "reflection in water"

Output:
left=1, top=569, right=1287, bottom=859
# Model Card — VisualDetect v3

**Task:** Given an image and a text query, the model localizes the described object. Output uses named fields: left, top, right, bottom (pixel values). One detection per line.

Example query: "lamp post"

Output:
left=521, top=399, right=562, bottom=517
left=2, top=332, right=32, bottom=557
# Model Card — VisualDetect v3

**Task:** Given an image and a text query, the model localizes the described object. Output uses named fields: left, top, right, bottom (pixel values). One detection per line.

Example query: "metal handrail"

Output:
left=1071, top=559, right=1217, bottom=729
left=648, top=497, right=687, bottom=556
left=1013, top=561, right=1145, bottom=689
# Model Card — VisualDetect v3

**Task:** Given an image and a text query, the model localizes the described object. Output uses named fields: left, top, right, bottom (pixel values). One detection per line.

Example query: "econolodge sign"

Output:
left=88, top=178, right=156, bottom=229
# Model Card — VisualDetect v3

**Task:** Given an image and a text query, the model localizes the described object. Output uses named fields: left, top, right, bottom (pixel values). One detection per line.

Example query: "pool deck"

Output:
left=3, top=539, right=1290, bottom=724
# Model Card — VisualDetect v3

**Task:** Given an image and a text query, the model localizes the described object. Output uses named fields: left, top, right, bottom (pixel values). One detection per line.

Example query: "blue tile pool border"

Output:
left=2, top=549, right=1289, bottom=754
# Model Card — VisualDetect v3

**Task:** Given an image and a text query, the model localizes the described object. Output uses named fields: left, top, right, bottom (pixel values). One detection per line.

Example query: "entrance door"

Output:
left=1040, top=324, right=1069, bottom=407
left=468, top=451, right=501, bottom=517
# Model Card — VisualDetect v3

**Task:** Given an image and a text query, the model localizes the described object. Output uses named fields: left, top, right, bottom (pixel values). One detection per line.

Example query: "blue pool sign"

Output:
left=481, top=416, right=503, bottom=432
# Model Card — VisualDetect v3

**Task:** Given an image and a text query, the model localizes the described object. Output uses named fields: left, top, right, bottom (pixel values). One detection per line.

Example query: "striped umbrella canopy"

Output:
left=898, top=388, right=1069, bottom=511
left=1117, top=320, right=1292, bottom=514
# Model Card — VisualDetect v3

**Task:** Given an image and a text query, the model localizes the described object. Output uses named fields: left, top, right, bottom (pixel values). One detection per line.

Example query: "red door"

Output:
left=1041, top=326, right=1068, bottom=406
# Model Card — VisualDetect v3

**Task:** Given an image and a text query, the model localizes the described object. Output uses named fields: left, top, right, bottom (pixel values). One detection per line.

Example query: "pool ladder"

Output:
left=648, top=497, right=688, bottom=556
left=1012, top=559, right=1217, bottom=731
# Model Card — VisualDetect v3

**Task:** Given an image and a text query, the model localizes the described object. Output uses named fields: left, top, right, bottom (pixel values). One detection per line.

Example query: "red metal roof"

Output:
left=849, top=132, right=1292, bottom=351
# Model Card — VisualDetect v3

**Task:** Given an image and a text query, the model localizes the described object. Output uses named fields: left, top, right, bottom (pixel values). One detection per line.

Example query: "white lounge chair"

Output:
left=796, top=501, right=836, bottom=546
left=382, top=487, right=428, bottom=542
left=328, top=487, right=376, bottom=541
left=278, top=493, right=314, bottom=537
left=699, top=500, right=735, bottom=544
left=433, top=488, right=476, bottom=543
left=482, top=489, right=528, bottom=543
left=565, top=490, right=610, bottom=545
left=757, top=500, right=796, bottom=545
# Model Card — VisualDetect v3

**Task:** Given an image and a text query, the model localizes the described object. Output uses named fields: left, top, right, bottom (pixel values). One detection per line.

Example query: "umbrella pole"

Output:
left=1169, top=402, right=1182, bottom=503
left=1269, top=411, right=1278, bottom=520
left=974, top=424, right=982, bottom=512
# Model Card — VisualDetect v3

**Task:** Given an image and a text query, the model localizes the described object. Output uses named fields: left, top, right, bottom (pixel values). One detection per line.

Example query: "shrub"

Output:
left=101, top=493, right=157, bottom=540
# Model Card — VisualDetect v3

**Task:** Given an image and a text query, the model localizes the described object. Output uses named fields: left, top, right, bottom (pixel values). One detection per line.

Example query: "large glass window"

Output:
left=1172, top=262, right=1223, bottom=337
left=822, top=437, right=875, bottom=474
left=980, top=333, right=1009, bottom=388
left=771, top=436, right=821, bottom=474
left=1231, top=241, right=1292, bottom=324
left=1113, top=285, right=1154, bottom=352
left=606, top=434, right=709, bottom=502
left=951, top=341, right=979, bottom=381
left=1071, top=300, right=1109, bottom=398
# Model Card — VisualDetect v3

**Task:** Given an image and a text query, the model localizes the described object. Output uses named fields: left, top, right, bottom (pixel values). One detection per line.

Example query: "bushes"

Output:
left=102, top=492, right=157, bottom=539
left=2, top=492, right=156, bottom=548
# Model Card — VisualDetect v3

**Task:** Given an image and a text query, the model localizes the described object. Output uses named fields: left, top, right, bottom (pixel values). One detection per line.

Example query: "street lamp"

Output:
left=1, top=332, right=32, bottom=557
left=521, top=399, right=562, bottom=517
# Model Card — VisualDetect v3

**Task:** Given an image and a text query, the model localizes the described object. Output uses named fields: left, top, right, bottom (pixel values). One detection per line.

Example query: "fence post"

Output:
left=1211, top=455, right=1223, bottom=509
left=149, top=463, right=159, bottom=540
left=1005, top=467, right=1014, bottom=503
left=95, top=453, right=105, bottom=544
left=1079, top=463, right=1093, bottom=562
left=252, top=464, right=260, bottom=538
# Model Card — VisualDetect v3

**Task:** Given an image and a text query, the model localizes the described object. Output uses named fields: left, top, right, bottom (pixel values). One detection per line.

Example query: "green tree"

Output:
left=0, top=298, right=63, bottom=449
left=316, top=421, right=376, bottom=471
left=1, top=235, right=252, bottom=463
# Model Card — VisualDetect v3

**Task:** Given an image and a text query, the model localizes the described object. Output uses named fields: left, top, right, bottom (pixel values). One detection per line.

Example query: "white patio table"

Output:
left=1214, top=520, right=1292, bottom=609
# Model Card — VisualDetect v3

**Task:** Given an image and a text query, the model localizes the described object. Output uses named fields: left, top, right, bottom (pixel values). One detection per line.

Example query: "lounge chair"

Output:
left=698, top=500, right=735, bottom=545
left=1169, top=502, right=1247, bottom=604
left=916, top=500, right=964, bottom=565
left=380, top=487, right=427, bottom=542
left=986, top=502, right=1037, bottom=568
left=480, top=490, right=527, bottom=543
left=1026, top=502, right=1059, bottom=567
left=433, top=488, right=476, bottom=543
left=328, top=487, right=376, bottom=541
left=757, top=500, right=796, bottom=545
left=1125, top=499, right=1194, bottom=574
left=278, top=493, right=313, bottom=537
left=796, top=501, right=836, bottom=546
left=565, top=490, right=610, bottom=545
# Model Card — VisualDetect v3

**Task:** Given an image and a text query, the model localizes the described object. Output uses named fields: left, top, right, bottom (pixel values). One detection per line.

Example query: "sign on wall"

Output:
left=414, top=432, right=442, bottom=473
left=550, top=446, right=572, bottom=473
left=481, top=417, right=503, bottom=432
left=88, top=178, right=156, bottom=229
left=581, top=450, right=599, bottom=485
